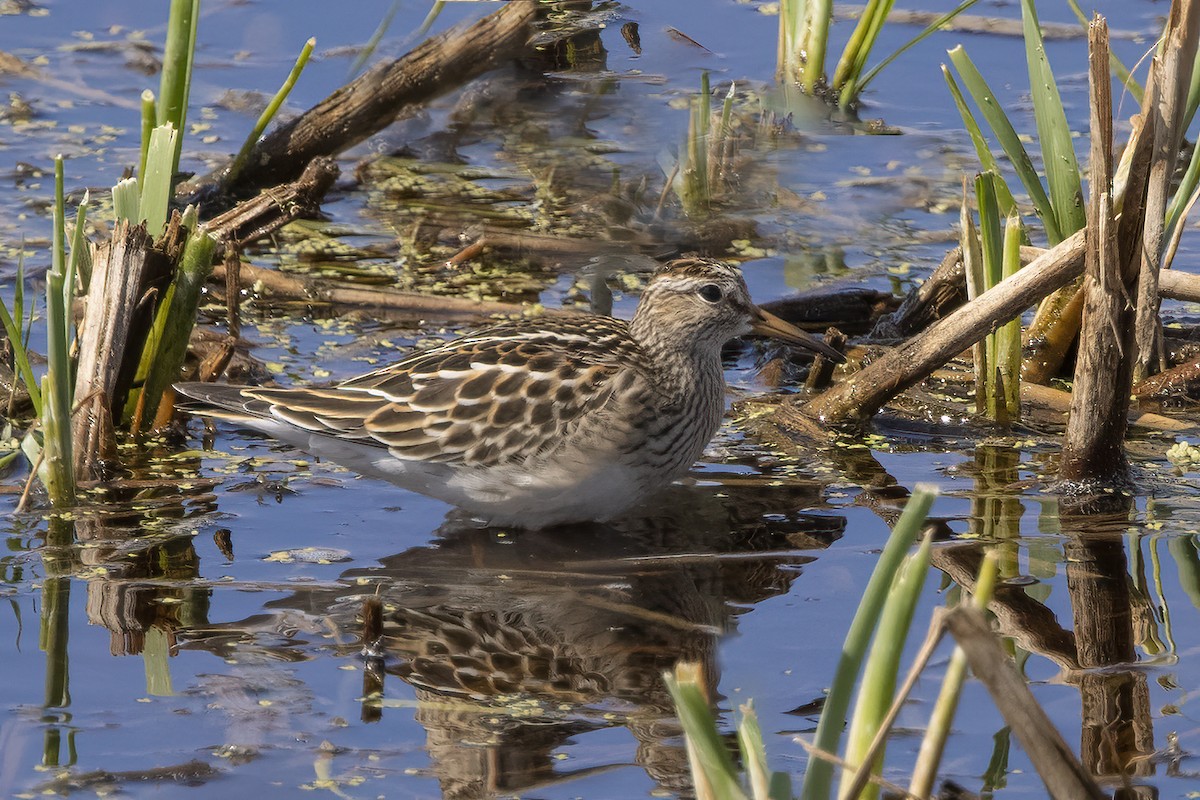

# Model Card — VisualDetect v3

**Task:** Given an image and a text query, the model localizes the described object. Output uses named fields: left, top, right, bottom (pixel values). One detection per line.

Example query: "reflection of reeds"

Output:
left=673, top=73, right=737, bottom=216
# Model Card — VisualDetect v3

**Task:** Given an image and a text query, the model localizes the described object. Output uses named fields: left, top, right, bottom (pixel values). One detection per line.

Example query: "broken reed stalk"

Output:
left=791, top=230, right=1086, bottom=426
left=942, top=606, right=1105, bottom=799
left=205, top=1, right=537, bottom=198
left=1133, top=1, right=1200, bottom=383
left=72, top=220, right=174, bottom=479
left=1059, top=17, right=1133, bottom=486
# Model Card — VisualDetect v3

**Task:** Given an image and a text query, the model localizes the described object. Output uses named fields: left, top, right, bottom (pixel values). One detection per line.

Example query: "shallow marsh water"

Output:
left=3, top=1, right=1200, bottom=798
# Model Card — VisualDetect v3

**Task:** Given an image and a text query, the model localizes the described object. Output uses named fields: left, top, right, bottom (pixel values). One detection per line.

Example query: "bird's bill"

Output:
left=749, top=306, right=846, bottom=363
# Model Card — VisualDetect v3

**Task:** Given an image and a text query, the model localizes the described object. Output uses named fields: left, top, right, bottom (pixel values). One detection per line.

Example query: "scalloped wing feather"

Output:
left=239, top=316, right=639, bottom=468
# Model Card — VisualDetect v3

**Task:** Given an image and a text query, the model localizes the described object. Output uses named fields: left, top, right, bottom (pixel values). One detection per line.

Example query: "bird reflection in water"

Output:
left=274, top=480, right=845, bottom=798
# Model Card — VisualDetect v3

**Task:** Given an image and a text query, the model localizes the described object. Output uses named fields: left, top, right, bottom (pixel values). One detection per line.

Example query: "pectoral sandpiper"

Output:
left=175, top=258, right=843, bottom=528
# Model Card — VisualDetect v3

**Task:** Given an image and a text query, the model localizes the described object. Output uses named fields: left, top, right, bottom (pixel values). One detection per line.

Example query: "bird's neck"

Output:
left=628, top=315, right=723, bottom=401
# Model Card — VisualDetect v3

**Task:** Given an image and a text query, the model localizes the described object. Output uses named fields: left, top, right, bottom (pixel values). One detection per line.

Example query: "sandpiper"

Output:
left=176, top=258, right=843, bottom=528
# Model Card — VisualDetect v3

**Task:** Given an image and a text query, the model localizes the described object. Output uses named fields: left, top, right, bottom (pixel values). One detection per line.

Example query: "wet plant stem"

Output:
left=227, top=37, right=316, bottom=187
left=800, top=487, right=937, bottom=800
left=908, top=551, right=999, bottom=796
left=42, top=157, right=75, bottom=507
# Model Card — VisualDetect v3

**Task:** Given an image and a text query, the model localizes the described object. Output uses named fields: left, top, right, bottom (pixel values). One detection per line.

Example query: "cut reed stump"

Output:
left=185, top=1, right=538, bottom=201
left=1058, top=18, right=1133, bottom=487
left=1132, top=0, right=1200, bottom=383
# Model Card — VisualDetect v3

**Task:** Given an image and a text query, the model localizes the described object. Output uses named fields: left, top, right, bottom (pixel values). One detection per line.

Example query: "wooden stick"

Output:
left=1133, top=0, right=1200, bottom=383
left=793, top=230, right=1087, bottom=425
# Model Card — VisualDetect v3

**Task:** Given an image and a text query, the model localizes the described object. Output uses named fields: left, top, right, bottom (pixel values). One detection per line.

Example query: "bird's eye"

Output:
left=698, top=284, right=723, bottom=303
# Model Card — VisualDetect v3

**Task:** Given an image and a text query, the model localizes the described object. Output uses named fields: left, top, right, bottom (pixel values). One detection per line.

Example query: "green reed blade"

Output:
left=833, top=0, right=894, bottom=96
left=909, top=551, right=999, bottom=797
left=665, top=671, right=751, bottom=800
left=348, top=0, right=402, bottom=79
left=943, top=66, right=1017, bottom=217
left=858, top=0, right=982, bottom=96
left=139, top=89, right=156, bottom=185
left=947, top=46, right=1062, bottom=244
left=1019, top=0, right=1085, bottom=238
left=996, top=213, right=1024, bottom=421
left=157, top=0, right=198, bottom=176
left=227, top=37, right=316, bottom=185
left=136, top=211, right=218, bottom=427
left=841, top=531, right=932, bottom=800
left=800, top=486, right=938, bottom=800
left=139, top=124, right=179, bottom=233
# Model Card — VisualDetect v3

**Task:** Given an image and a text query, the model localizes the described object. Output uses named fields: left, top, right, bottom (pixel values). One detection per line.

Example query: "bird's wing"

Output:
left=235, top=317, right=638, bottom=467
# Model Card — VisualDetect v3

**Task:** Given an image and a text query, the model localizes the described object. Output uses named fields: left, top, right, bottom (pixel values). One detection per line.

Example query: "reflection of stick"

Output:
left=211, top=259, right=534, bottom=319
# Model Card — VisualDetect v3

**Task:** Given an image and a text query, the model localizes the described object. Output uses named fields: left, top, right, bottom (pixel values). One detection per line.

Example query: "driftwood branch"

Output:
left=790, top=230, right=1086, bottom=425
left=193, top=1, right=537, bottom=200
left=204, top=156, right=339, bottom=245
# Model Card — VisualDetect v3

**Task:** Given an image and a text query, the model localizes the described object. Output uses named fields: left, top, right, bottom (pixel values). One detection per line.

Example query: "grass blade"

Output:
left=348, top=0, right=402, bottom=79
left=840, top=531, right=933, bottom=800
left=857, top=0, right=982, bottom=95
left=0, top=265, right=41, bottom=415
left=41, top=157, right=75, bottom=505
left=139, top=124, right=179, bottom=234
left=1020, top=0, right=1085, bottom=238
left=800, top=486, right=938, bottom=800
left=833, top=0, right=895, bottom=103
left=666, top=666, right=750, bottom=800
left=909, top=551, right=1000, bottom=797
left=943, top=67, right=1017, bottom=217
left=138, top=89, right=156, bottom=184
left=157, top=0, right=198, bottom=175
left=947, top=46, right=1062, bottom=243
left=227, top=37, right=316, bottom=185
left=995, top=213, right=1024, bottom=422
